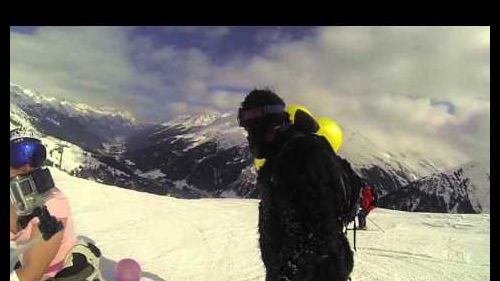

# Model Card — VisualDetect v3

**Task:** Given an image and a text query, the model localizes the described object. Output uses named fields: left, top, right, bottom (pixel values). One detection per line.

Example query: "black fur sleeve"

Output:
left=272, top=135, right=341, bottom=280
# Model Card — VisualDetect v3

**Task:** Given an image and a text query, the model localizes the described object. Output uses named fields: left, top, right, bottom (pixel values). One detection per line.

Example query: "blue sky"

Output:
left=10, top=26, right=490, bottom=165
left=126, top=26, right=315, bottom=64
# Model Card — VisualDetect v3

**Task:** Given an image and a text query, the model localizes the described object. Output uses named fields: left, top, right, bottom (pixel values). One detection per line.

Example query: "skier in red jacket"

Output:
left=358, top=184, right=376, bottom=230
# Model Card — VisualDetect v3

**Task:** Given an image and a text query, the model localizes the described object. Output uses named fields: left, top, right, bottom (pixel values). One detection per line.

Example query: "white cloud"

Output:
left=208, top=89, right=246, bottom=109
left=10, top=27, right=228, bottom=121
left=10, top=26, right=490, bottom=166
left=10, top=26, right=134, bottom=109
left=127, top=36, right=217, bottom=118
left=212, top=26, right=490, bottom=165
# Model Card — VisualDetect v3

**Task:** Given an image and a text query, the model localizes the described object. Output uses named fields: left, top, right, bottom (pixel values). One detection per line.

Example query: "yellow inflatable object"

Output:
left=286, top=104, right=313, bottom=123
left=253, top=105, right=343, bottom=171
left=254, top=158, right=266, bottom=171
left=315, top=117, right=343, bottom=153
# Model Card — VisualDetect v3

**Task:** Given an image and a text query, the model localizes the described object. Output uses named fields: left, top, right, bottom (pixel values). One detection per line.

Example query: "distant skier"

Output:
left=238, top=89, right=356, bottom=281
left=10, top=130, right=102, bottom=281
left=358, top=183, right=376, bottom=230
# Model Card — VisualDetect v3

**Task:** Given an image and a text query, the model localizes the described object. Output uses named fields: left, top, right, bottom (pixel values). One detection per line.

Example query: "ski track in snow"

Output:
left=15, top=169, right=488, bottom=281
left=351, top=211, right=489, bottom=281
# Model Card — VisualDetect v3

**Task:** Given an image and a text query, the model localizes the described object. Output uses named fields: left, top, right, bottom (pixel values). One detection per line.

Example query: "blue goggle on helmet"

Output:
left=10, top=137, right=47, bottom=169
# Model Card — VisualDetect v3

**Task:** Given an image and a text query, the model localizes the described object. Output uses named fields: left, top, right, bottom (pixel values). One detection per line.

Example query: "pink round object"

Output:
left=115, top=258, right=142, bottom=281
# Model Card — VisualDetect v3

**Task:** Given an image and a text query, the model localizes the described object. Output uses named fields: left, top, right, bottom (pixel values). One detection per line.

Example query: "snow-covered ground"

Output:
left=13, top=169, right=490, bottom=281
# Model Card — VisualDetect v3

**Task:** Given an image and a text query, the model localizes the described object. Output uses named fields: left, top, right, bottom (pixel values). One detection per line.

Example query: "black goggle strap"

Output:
left=238, top=105, right=285, bottom=127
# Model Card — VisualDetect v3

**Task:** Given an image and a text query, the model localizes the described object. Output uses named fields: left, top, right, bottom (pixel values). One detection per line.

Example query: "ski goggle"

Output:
left=10, top=138, right=47, bottom=169
left=10, top=168, right=54, bottom=216
left=238, top=105, right=285, bottom=128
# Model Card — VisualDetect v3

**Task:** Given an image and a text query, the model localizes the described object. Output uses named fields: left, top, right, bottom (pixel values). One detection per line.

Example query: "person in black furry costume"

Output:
left=238, top=89, right=354, bottom=281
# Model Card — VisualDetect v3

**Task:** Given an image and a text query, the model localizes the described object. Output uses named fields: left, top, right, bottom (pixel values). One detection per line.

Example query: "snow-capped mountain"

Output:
left=120, top=110, right=451, bottom=200
left=121, top=111, right=490, bottom=214
left=340, top=130, right=443, bottom=198
left=10, top=83, right=136, bottom=151
left=10, top=84, right=252, bottom=198
left=123, top=111, right=254, bottom=197
left=10, top=83, right=490, bottom=213
left=460, top=162, right=490, bottom=212
left=11, top=102, right=127, bottom=180
left=379, top=161, right=490, bottom=213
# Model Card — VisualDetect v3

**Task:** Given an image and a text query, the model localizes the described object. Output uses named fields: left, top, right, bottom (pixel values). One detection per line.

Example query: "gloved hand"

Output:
left=33, top=206, right=64, bottom=241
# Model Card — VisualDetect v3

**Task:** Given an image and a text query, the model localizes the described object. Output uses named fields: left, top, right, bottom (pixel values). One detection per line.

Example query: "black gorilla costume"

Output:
left=240, top=90, right=354, bottom=281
